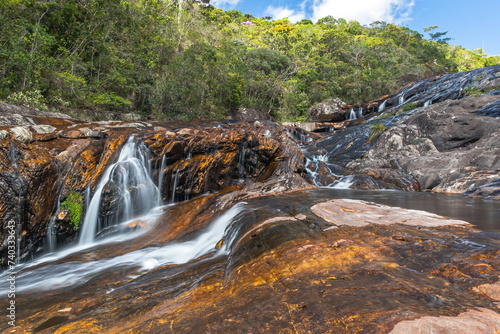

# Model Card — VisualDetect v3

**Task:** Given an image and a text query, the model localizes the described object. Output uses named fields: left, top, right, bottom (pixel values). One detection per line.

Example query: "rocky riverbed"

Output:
left=0, top=66, right=499, bottom=333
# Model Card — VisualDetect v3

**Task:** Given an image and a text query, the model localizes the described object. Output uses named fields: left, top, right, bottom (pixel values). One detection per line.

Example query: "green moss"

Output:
left=61, top=191, right=83, bottom=231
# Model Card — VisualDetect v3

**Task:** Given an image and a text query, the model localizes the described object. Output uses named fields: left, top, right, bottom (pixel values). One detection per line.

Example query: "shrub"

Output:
left=61, top=191, right=83, bottom=231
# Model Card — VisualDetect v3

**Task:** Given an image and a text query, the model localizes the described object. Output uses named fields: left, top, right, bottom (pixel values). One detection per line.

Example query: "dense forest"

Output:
left=1, top=0, right=499, bottom=121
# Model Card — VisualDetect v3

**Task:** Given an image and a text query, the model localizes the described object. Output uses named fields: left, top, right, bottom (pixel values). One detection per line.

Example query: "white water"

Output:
left=158, top=154, right=167, bottom=199
left=348, top=108, right=357, bottom=120
left=171, top=168, right=180, bottom=203
left=46, top=193, right=62, bottom=252
left=378, top=100, right=387, bottom=112
left=357, top=107, right=363, bottom=118
left=5, top=203, right=246, bottom=292
left=80, top=136, right=160, bottom=245
left=398, top=94, right=405, bottom=105
left=424, top=100, right=432, bottom=107
left=330, top=175, right=355, bottom=189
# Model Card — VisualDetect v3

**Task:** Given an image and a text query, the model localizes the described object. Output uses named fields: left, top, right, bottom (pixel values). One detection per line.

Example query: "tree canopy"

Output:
left=1, top=0, right=498, bottom=121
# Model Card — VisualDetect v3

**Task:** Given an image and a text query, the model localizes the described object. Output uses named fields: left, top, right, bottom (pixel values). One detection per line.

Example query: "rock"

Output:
left=311, top=199, right=468, bottom=227
left=390, top=308, right=500, bottom=334
left=0, top=130, right=8, bottom=140
left=335, top=95, right=500, bottom=197
left=9, top=126, right=33, bottom=143
left=477, top=100, right=500, bottom=117
left=6, top=189, right=500, bottom=333
left=0, top=101, right=72, bottom=119
left=56, top=210, right=70, bottom=223
left=31, top=125, right=56, bottom=134
left=121, top=112, right=142, bottom=122
left=307, top=98, right=347, bottom=122
left=231, top=107, right=273, bottom=121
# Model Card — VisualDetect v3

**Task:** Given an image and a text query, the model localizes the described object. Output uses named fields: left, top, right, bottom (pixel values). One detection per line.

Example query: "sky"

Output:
left=211, top=0, right=500, bottom=56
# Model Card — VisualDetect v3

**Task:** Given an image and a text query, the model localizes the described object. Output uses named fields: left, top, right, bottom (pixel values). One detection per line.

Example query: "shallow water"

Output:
left=311, top=188, right=500, bottom=233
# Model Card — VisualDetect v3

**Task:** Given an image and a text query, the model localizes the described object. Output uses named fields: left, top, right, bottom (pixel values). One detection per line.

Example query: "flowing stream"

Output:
left=80, top=136, right=160, bottom=245
left=2, top=203, right=246, bottom=293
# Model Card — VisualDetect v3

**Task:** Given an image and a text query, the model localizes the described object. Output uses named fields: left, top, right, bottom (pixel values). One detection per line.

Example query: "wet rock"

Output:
left=5, top=190, right=500, bottom=333
left=344, top=95, right=500, bottom=197
left=477, top=100, right=500, bottom=117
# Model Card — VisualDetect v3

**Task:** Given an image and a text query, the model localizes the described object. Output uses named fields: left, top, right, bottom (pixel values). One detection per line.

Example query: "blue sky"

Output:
left=211, top=0, right=500, bottom=56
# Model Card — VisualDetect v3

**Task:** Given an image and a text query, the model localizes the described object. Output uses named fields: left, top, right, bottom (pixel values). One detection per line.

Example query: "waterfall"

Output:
left=357, top=107, right=363, bottom=118
left=171, top=168, right=180, bottom=204
left=46, top=193, right=62, bottom=253
left=331, top=175, right=355, bottom=189
left=378, top=100, right=387, bottom=112
left=348, top=108, right=357, bottom=120
left=12, top=203, right=246, bottom=292
left=79, top=136, right=160, bottom=245
left=398, top=94, right=405, bottom=105
left=238, top=142, right=248, bottom=178
left=158, top=154, right=167, bottom=200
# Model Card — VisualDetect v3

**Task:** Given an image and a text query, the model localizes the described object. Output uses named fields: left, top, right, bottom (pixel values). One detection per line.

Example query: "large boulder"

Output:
left=307, top=98, right=347, bottom=122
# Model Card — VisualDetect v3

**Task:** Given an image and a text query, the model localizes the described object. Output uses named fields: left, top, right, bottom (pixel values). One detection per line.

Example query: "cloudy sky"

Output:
left=211, top=0, right=500, bottom=56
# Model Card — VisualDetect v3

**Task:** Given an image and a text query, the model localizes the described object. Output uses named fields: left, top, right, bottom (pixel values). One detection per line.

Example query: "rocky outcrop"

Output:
left=346, top=95, right=500, bottom=196
left=0, top=106, right=308, bottom=263
left=301, top=66, right=500, bottom=197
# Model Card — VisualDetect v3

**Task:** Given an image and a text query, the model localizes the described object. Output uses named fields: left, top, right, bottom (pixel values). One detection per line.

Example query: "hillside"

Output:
left=1, top=0, right=499, bottom=122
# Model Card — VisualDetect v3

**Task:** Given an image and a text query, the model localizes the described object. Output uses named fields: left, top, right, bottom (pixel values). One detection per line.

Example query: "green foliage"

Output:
left=373, top=111, right=395, bottom=120
left=0, top=1, right=498, bottom=121
left=61, top=191, right=83, bottom=231
left=399, top=102, right=419, bottom=113
left=368, top=122, right=386, bottom=142
left=6, top=89, right=48, bottom=110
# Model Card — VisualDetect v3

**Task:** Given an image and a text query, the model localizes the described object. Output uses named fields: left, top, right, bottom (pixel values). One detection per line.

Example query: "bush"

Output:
left=61, top=191, right=83, bottom=231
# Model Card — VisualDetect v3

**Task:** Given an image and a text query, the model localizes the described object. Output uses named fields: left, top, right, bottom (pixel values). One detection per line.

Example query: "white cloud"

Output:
left=311, top=0, right=415, bottom=25
left=211, top=0, right=242, bottom=7
left=265, top=5, right=306, bottom=23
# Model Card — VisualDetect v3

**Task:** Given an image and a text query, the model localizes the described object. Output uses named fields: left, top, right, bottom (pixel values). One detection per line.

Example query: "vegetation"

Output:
left=399, top=102, right=419, bottom=113
left=1, top=1, right=499, bottom=121
left=368, top=122, right=387, bottom=142
left=61, top=191, right=83, bottom=231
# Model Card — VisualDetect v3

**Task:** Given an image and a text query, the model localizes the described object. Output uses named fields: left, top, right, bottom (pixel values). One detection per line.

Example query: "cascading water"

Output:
left=398, top=94, right=405, bottom=105
left=158, top=154, right=167, bottom=198
left=424, top=100, right=432, bottom=107
left=357, top=107, right=363, bottom=118
left=331, top=175, right=355, bottom=189
left=238, top=142, right=248, bottom=179
left=171, top=168, right=180, bottom=204
left=9, top=203, right=246, bottom=292
left=79, top=136, right=160, bottom=245
left=348, top=108, right=357, bottom=120
left=46, top=193, right=62, bottom=253
left=378, top=100, right=387, bottom=112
